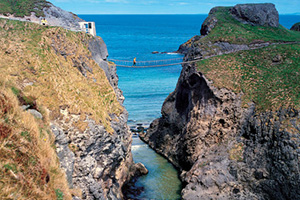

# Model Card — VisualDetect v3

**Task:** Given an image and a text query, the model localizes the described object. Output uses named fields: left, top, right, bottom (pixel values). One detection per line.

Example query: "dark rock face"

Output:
left=142, top=4, right=299, bottom=199
left=291, top=22, right=300, bottom=31
left=142, top=61, right=300, bottom=199
left=200, top=7, right=222, bottom=35
left=231, top=3, right=279, bottom=27
left=240, top=108, right=300, bottom=200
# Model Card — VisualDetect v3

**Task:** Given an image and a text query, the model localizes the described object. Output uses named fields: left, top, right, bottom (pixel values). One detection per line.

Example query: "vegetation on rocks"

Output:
left=0, top=78, right=72, bottom=199
left=0, top=18, right=123, bottom=199
left=197, top=43, right=300, bottom=110
left=191, top=7, right=300, bottom=45
left=0, top=0, right=48, bottom=17
left=192, top=7, right=300, bottom=111
left=0, top=18, right=122, bottom=132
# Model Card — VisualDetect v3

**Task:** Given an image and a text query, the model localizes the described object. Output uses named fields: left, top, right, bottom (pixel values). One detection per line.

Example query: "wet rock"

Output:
left=133, top=163, right=148, bottom=176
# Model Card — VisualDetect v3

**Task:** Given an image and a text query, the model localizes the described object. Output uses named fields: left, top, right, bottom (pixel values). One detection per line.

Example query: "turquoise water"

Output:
left=129, top=135, right=181, bottom=199
left=78, top=14, right=300, bottom=199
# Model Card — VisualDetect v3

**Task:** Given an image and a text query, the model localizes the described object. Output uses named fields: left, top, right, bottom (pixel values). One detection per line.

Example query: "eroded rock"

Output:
left=231, top=3, right=279, bottom=27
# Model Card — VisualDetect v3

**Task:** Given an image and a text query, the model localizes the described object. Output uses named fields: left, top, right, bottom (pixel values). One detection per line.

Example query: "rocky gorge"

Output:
left=140, top=3, right=300, bottom=200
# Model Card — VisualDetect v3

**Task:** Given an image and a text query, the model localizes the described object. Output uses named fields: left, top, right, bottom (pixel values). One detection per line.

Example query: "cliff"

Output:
left=0, top=14, right=133, bottom=200
left=141, top=4, right=300, bottom=200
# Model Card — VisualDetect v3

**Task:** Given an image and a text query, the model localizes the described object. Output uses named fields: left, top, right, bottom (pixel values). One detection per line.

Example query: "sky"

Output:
left=49, top=0, right=300, bottom=14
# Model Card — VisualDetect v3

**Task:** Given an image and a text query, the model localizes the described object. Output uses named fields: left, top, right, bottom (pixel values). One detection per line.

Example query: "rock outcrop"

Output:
left=141, top=3, right=300, bottom=200
left=231, top=3, right=279, bottom=27
left=43, top=3, right=84, bottom=31
left=200, top=7, right=220, bottom=35
left=0, top=2, right=84, bottom=31
left=51, top=34, right=133, bottom=199
left=291, top=22, right=300, bottom=31
left=88, top=37, right=125, bottom=103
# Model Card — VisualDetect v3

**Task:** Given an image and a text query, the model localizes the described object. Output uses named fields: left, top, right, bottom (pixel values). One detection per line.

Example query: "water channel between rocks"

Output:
left=128, top=135, right=182, bottom=200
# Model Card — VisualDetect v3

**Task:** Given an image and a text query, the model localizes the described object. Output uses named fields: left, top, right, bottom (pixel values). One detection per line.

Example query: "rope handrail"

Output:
left=114, top=59, right=202, bottom=68
left=108, top=57, right=183, bottom=63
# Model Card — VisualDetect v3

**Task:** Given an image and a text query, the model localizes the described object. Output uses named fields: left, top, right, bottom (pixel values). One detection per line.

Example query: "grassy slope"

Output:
left=0, top=0, right=48, bottom=17
left=196, top=7, right=300, bottom=111
left=202, top=7, right=300, bottom=44
left=0, top=18, right=122, bottom=199
left=0, top=82, right=73, bottom=199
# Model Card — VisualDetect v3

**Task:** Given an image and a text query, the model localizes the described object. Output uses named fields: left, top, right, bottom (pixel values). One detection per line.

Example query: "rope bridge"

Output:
left=108, top=57, right=202, bottom=68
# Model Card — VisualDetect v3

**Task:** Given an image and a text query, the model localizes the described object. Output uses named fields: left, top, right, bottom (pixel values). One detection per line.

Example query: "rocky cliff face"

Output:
left=141, top=4, right=300, bottom=200
left=51, top=33, right=133, bottom=200
left=0, top=13, right=135, bottom=199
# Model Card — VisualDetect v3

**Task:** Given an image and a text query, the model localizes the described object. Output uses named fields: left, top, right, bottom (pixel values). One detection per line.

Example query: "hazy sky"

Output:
left=49, top=0, right=300, bottom=14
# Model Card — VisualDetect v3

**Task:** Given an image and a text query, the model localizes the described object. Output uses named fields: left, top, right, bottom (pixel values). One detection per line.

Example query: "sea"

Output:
left=79, top=14, right=300, bottom=199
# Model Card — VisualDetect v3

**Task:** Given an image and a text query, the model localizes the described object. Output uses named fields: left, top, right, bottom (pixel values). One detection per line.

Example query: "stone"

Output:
left=230, top=3, right=279, bottom=27
left=21, top=105, right=30, bottom=110
left=134, top=163, right=148, bottom=176
left=291, top=22, right=300, bottom=31
left=28, top=109, right=43, bottom=119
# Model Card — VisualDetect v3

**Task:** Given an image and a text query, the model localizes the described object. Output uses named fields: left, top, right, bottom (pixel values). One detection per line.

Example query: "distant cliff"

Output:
left=0, top=6, right=136, bottom=200
left=141, top=4, right=300, bottom=200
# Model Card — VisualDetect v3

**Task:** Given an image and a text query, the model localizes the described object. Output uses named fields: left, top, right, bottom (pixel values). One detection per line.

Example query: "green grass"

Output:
left=55, top=189, right=64, bottom=200
left=196, top=44, right=300, bottom=111
left=200, top=7, right=300, bottom=44
left=0, top=0, right=48, bottom=17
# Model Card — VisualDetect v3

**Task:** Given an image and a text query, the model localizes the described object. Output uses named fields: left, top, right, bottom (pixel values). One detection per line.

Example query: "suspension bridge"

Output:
left=108, top=57, right=202, bottom=68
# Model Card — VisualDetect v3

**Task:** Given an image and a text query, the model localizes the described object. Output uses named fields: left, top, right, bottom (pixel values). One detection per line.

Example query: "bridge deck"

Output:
left=108, top=58, right=201, bottom=68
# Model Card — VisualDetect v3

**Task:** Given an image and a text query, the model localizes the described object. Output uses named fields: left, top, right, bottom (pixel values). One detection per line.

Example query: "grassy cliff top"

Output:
left=197, top=43, right=300, bottom=111
left=0, top=0, right=48, bottom=17
left=194, top=7, right=300, bottom=111
left=0, top=18, right=123, bottom=131
left=201, top=7, right=300, bottom=44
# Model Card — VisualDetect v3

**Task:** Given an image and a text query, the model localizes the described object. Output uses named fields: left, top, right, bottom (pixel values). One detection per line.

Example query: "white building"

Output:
left=79, top=22, right=96, bottom=37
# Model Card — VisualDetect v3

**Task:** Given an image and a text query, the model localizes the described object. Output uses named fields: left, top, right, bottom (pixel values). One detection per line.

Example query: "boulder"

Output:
left=291, top=22, right=300, bottom=31
left=231, top=3, right=279, bottom=27
left=132, top=163, right=148, bottom=176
